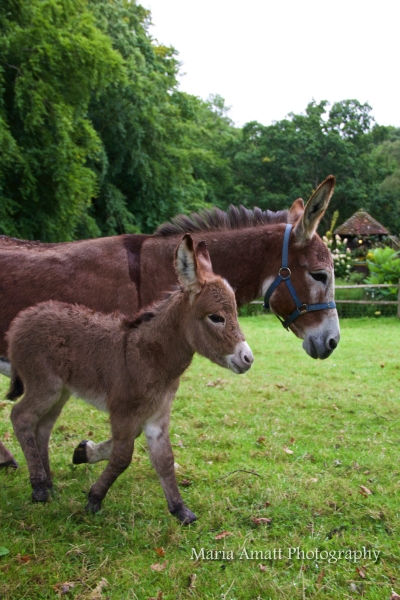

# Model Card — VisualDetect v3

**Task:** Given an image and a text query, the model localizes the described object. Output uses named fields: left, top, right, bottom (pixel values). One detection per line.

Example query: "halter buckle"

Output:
left=298, top=303, right=308, bottom=315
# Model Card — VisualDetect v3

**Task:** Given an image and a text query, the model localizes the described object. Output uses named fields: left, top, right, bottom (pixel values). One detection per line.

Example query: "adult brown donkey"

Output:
left=0, top=175, right=340, bottom=468
left=7, top=235, right=253, bottom=523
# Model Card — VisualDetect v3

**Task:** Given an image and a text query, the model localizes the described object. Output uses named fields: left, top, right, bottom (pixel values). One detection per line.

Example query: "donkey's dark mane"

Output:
left=155, top=205, right=289, bottom=237
left=122, top=287, right=182, bottom=330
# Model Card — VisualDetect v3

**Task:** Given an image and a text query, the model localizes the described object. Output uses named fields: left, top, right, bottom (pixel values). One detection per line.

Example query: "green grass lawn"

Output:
left=0, top=315, right=399, bottom=599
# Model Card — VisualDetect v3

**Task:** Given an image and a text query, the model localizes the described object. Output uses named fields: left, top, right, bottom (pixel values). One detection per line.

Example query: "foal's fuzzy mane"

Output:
left=155, top=205, right=289, bottom=237
left=122, top=287, right=183, bottom=330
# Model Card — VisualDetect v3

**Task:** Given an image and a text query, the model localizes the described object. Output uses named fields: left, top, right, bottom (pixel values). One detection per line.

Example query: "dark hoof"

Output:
left=0, top=459, right=19, bottom=469
left=171, top=505, right=197, bottom=525
left=73, top=440, right=89, bottom=465
left=32, top=486, right=49, bottom=503
left=85, top=500, right=102, bottom=514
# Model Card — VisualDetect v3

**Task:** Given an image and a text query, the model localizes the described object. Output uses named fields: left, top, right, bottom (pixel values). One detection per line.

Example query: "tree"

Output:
left=229, top=100, right=397, bottom=232
left=0, top=0, right=123, bottom=241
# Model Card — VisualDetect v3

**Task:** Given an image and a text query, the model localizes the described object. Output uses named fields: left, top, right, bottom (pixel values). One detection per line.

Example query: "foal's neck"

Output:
left=128, top=290, right=194, bottom=379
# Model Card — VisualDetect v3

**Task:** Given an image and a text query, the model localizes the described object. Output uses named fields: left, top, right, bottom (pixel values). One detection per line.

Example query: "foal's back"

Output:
left=7, top=301, right=128, bottom=406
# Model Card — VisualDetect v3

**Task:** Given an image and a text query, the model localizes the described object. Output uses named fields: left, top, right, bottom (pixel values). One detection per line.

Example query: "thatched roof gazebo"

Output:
left=334, top=209, right=389, bottom=253
left=335, top=209, right=389, bottom=238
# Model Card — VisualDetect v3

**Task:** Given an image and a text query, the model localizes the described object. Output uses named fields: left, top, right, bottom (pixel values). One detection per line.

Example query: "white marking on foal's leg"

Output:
left=73, top=439, right=114, bottom=464
left=144, top=420, right=197, bottom=524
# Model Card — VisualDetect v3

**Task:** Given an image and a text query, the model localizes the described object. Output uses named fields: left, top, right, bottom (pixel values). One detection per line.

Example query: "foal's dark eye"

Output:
left=310, top=272, right=328, bottom=285
left=208, top=314, right=225, bottom=324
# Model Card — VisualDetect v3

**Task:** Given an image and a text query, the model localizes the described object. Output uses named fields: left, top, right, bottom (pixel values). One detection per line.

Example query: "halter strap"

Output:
left=263, top=224, right=336, bottom=330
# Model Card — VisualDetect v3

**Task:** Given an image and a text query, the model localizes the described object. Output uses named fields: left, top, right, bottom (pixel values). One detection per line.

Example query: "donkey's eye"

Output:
left=208, top=314, right=225, bottom=324
left=310, top=272, right=328, bottom=285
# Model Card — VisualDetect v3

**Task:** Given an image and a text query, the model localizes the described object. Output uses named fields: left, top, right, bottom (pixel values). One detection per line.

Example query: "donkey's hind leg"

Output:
left=35, top=388, right=70, bottom=490
left=73, top=438, right=113, bottom=465
left=11, top=382, right=64, bottom=502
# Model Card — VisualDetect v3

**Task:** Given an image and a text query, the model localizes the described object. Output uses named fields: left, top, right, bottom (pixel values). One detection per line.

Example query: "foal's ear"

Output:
left=175, top=234, right=212, bottom=292
left=293, top=175, right=335, bottom=242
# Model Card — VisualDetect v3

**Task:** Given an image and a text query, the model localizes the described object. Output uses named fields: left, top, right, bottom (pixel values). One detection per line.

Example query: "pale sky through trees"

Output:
left=144, top=0, right=400, bottom=128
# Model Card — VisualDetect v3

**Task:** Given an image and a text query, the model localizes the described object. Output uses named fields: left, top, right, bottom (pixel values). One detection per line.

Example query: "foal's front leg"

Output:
left=86, top=414, right=136, bottom=513
left=144, top=416, right=197, bottom=525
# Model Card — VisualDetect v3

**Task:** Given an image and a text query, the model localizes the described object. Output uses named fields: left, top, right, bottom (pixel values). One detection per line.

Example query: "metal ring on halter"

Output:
left=278, top=267, right=291, bottom=280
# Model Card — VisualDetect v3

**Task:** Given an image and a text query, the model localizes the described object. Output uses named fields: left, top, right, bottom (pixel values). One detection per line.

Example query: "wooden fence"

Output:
left=251, top=280, right=400, bottom=318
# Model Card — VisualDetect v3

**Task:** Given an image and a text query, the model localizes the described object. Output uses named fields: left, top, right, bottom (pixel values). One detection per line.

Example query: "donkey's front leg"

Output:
left=144, top=418, right=197, bottom=525
left=86, top=431, right=135, bottom=513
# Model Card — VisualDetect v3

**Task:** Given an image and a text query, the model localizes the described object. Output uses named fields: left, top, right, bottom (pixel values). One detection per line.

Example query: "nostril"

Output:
left=328, top=338, right=338, bottom=350
left=243, top=354, right=251, bottom=364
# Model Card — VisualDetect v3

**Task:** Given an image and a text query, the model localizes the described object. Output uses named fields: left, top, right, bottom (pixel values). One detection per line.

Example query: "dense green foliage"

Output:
left=0, top=0, right=399, bottom=240
left=365, top=246, right=400, bottom=299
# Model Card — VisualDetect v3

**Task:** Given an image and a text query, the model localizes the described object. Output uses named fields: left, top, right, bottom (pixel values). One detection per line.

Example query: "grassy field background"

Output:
left=0, top=315, right=399, bottom=599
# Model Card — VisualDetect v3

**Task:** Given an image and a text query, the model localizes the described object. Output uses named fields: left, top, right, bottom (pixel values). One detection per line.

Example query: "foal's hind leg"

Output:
left=35, top=389, right=70, bottom=490
left=73, top=438, right=113, bottom=465
left=11, top=382, right=64, bottom=502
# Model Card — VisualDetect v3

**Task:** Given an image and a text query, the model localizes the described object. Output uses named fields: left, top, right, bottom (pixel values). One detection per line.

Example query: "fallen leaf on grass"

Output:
left=150, top=561, right=168, bottom=572
left=0, top=547, right=9, bottom=557
left=179, top=479, right=192, bottom=487
left=3, top=432, right=12, bottom=440
left=289, top=437, right=295, bottom=444
left=154, top=547, right=165, bottom=557
left=309, top=478, right=318, bottom=483
left=88, top=578, right=108, bottom=599
left=390, top=592, right=400, bottom=600
left=214, top=531, right=232, bottom=540
left=257, top=436, right=266, bottom=444
left=316, top=568, right=325, bottom=587
left=252, top=518, right=272, bottom=525
left=53, top=581, right=75, bottom=595
left=148, top=592, right=163, bottom=600
left=359, top=485, right=372, bottom=497
left=188, top=573, right=197, bottom=589
left=16, top=554, right=31, bottom=564
left=259, top=564, right=267, bottom=572
left=275, top=384, right=288, bottom=391
left=283, top=446, right=293, bottom=455
left=356, top=565, right=367, bottom=579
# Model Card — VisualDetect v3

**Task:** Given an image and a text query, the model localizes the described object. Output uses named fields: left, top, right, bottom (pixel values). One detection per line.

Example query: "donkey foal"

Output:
left=7, top=235, right=253, bottom=523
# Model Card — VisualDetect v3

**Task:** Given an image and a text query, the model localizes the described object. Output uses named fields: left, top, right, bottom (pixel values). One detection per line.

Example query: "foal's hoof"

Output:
left=85, top=499, right=102, bottom=514
left=0, top=458, right=19, bottom=469
left=32, top=487, right=49, bottom=503
left=171, top=506, right=197, bottom=525
left=73, top=440, right=89, bottom=464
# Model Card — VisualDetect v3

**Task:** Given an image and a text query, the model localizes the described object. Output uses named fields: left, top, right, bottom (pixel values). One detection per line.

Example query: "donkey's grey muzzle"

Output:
left=227, top=341, right=254, bottom=374
left=303, top=331, right=340, bottom=360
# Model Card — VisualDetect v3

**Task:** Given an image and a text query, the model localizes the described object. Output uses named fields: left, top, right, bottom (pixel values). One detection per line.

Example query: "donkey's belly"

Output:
left=70, top=387, right=109, bottom=412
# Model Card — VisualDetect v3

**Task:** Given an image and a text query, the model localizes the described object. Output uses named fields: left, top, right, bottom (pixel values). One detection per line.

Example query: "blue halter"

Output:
left=263, top=224, right=336, bottom=330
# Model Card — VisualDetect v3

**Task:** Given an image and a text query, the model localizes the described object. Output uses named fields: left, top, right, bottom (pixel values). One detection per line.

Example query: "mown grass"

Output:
left=0, top=315, right=399, bottom=599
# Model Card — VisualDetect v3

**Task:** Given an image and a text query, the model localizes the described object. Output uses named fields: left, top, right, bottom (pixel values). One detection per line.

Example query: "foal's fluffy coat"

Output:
left=7, top=235, right=253, bottom=523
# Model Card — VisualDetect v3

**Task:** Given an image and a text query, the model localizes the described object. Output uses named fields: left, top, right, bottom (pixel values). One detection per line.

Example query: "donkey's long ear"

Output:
left=175, top=234, right=212, bottom=292
left=293, top=175, right=335, bottom=242
left=288, top=198, right=305, bottom=224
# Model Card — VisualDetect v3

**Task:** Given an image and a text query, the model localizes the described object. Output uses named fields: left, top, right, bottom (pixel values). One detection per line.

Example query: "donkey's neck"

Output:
left=127, top=291, right=194, bottom=382
left=197, top=226, right=285, bottom=306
